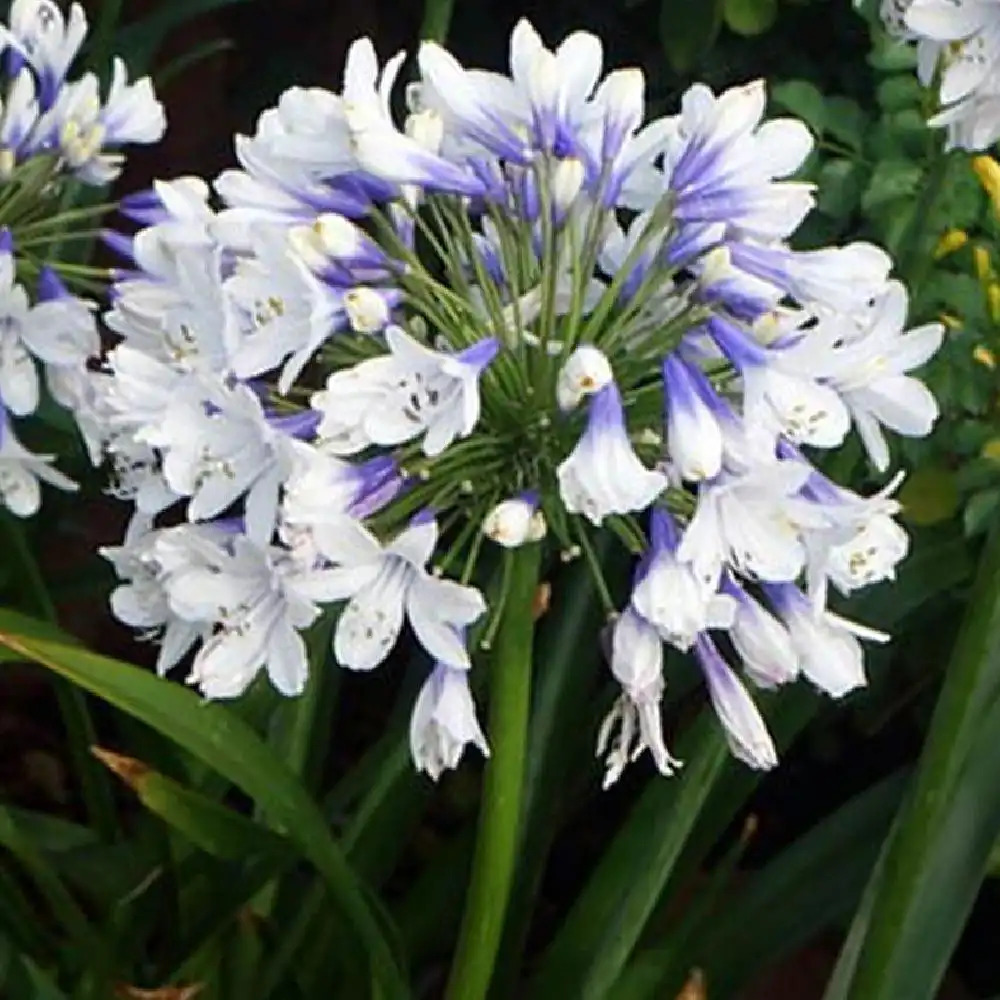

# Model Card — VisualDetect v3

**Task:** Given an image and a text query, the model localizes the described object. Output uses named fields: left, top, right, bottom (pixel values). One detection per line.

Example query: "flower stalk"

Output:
left=445, top=544, right=542, bottom=1000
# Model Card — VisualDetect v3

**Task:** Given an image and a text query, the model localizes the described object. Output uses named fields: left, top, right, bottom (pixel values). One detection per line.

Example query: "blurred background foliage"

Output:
left=1, top=0, right=1000, bottom=998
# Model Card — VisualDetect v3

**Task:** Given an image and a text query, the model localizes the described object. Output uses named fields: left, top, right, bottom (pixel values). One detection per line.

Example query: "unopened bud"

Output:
left=552, top=156, right=585, bottom=213
left=934, top=228, right=968, bottom=260
left=482, top=494, right=540, bottom=548
left=557, top=345, right=614, bottom=411
left=345, top=286, right=391, bottom=333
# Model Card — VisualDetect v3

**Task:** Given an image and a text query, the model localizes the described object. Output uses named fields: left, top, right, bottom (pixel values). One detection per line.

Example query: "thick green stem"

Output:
left=419, top=0, right=456, bottom=43
left=445, top=545, right=542, bottom=1000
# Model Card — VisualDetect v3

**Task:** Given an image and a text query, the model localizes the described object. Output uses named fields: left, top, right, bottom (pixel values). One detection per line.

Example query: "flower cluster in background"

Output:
left=882, top=0, right=1000, bottom=150
left=0, top=0, right=163, bottom=516
left=86, top=19, right=942, bottom=784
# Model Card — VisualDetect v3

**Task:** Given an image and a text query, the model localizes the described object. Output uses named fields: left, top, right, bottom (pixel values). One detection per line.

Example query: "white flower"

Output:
left=631, top=509, right=735, bottom=651
left=36, top=58, right=164, bottom=184
left=226, top=228, right=347, bottom=392
left=557, top=381, right=667, bottom=524
left=0, top=415, right=76, bottom=515
left=763, top=582, right=888, bottom=698
left=2, top=1, right=87, bottom=99
left=312, top=514, right=486, bottom=672
left=159, top=531, right=342, bottom=698
left=312, top=325, right=498, bottom=457
left=410, top=662, right=489, bottom=780
left=696, top=634, right=778, bottom=770
left=662, top=353, right=724, bottom=481
left=280, top=447, right=401, bottom=562
left=626, top=79, right=815, bottom=242
left=677, top=458, right=825, bottom=588
left=101, top=517, right=205, bottom=674
left=556, top=344, right=614, bottom=411
left=596, top=607, right=682, bottom=787
left=817, top=282, right=943, bottom=471
left=152, top=381, right=294, bottom=543
left=723, top=576, right=800, bottom=688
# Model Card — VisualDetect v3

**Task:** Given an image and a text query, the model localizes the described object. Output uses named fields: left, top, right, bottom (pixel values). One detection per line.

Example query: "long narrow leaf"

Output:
left=0, top=625, right=408, bottom=998
left=827, top=524, right=1000, bottom=1000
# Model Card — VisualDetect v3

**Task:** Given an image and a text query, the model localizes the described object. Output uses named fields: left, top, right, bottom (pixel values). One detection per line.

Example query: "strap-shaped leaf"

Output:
left=0, top=621, right=409, bottom=998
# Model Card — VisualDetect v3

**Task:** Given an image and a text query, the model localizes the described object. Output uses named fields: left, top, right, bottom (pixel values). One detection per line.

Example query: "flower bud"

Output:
left=345, top=287, right=391, bottom=333
left=556, top=345, right=613, bottom=411
left=552, top=156, right=585, bottom=213
left=483, top=493, right=541, bottom=547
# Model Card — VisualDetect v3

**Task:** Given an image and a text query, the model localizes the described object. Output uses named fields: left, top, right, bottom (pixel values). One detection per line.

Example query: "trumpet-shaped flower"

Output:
left=557, top=381, right=667, bottom=524
left=410, top=661, right=490, bottom=780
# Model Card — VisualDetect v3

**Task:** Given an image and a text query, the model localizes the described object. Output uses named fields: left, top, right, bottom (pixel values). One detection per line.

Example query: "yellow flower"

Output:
left=991, top=284, right=1000, bottom=324
left=934, top=228, right=969, bottom=259
left=975, top=244, right=993, bottom=283
left=973, top=155, right=1000, bottom=212
left=974, top=344, right=997, bottom=369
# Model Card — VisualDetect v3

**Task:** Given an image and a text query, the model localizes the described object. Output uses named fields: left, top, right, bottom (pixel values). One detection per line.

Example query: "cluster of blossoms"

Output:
left=86, top=20, right=942, bottom=783
left=882, top=0, right=1000, bottom=149
left=0, top=0, right=163, bottom=516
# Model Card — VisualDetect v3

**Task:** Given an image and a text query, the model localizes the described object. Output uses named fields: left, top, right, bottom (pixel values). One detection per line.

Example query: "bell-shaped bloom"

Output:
left=557, top=381, right=667, bottom=524
left=0, top=413, right=76, bottom=515
left=695, top=634, right=778, bottom=770
left=101, top=517, right=205, bottom=676
left=726, top=238, right=892, bottom=313
left=763, top=582, right=887, bottom=698
left=2, top=0, right=87, bottom=107
left=410, top=660, right=489, bottom=780
left=631, top=508, right=736, bottom=651
left=597, top=607, right=681, bottom=787
left=721, top=575, right=800, bottom=688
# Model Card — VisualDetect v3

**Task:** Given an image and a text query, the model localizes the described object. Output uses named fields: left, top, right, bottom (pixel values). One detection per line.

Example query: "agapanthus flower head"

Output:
left=92, top=20, right=941, bottom=783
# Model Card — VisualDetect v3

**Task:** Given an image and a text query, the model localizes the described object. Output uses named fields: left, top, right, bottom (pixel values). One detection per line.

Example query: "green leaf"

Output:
left=722, top=0, right=777, bottom=36
left=868, top=34, right=919, bottom=71
left=816, top=158, right=865, bottom=219
left=659, top=0, right=724, bottom=74
left=876, top=74, right=924, bottom=112
left=700, top=771, right=908, bottom=994
left=862, top=160, right=924, bottom=213
left=826, top=524, right=1000, bottom=1000
left=0, top=623, right=408, bottom=998
left=771, top=80, right=827, bottom=136
left=526, top=715, right=730, bottom=1000
left=898, top=467, right=961, bottom=525
left=825, top=97, right=869, bottom=153
left=964, top=490, right=1000, bottom=537
left=93, top=748, right=289, bottom=861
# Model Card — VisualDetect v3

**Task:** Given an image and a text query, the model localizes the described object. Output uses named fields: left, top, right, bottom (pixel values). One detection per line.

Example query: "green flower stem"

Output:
left=1, top=516, right=117, bottom=841
left=445, top=544, right=542, bottom=1000
left=419, top=0, right=456, bottom=43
